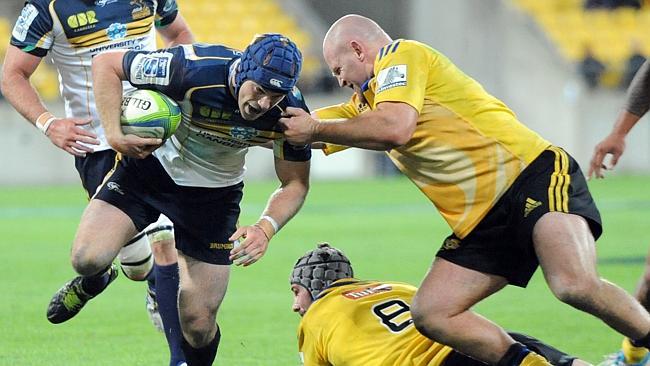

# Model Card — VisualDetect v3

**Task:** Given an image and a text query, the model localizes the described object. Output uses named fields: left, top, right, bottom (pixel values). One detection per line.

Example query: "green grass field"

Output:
left=1, top=175, right=649, bottom=365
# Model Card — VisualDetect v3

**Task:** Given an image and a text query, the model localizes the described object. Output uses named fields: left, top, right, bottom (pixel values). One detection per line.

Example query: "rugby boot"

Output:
left=46, top=264, right=118, bottom=324
left=598, top=351, right=650, bottom=366
left=145, top=286, right=164, bottom=332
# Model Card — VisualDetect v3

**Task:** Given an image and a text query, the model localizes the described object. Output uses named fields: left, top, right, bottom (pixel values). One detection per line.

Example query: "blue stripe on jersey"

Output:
left=391, top=41, right=401, bottom=54
left=360, top=79, right=371, bottom=92
left=378, top=45, right=386, bottom=61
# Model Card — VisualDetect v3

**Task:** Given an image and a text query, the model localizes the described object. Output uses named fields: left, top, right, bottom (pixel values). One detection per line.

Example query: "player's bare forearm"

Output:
left=159, top=14, right=194, bottom=46
left=228, top=159, right=309, bottom=266
left=588, top=61, right=649, bottom=178
left=589, top=108, right=640, bottom=178
left=92, top=51, right=127, bottom=144
left=315, top=115, right=403, bottom=150
left=263, top=159, right=310, bottom=230
left=2, top=72, right=48, bottom=124
left=612, top=59, right=648, bottom=139
left=2, top=47, right=98, bottom=156
left=624, top=60, right=650, bottom=118
left=610, top=110, right=641, bottom=139
left=0, top=46, right=48, bottom=124
left=280, top=105, right=415, bottom=149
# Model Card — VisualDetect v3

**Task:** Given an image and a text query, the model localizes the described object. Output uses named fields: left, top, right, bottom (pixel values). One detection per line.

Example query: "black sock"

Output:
left=181, top=326, right=221, bottom=366
left=80, top=266, right=113, bottom=296
left=631, top=330, right=650, bottom=348
left=146, top=265, right=156, bottom=289
left=155, top=263, right=185, bottom=366
left=497, top=343, right=531, bottom=366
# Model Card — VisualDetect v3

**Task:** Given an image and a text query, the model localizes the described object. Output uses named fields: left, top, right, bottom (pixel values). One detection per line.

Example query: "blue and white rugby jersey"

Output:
left=122, top=44, right=311, bottom=187
left=10, top=0, right=179, bottom=152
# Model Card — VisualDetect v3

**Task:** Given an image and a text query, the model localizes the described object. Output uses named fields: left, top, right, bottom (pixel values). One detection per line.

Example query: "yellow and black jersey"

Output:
left=298, top=279, right=453, bottom=366
left=315, top=40, right=551, bottom=238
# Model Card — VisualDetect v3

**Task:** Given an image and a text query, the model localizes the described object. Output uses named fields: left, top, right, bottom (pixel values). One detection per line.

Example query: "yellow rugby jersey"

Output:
left=298, top=279, right=453, bottom=366
left=315, top=40, right=551, bottom=238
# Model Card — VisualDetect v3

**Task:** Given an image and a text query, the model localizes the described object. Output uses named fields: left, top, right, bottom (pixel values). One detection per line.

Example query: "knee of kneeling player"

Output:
left=118, top=233, right=154, bottom=281
left=411, top=302, right=450, bottom=340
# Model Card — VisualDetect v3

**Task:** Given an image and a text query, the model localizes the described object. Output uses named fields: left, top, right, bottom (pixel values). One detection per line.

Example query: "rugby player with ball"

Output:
left=63, top=33, right=310, bottom=365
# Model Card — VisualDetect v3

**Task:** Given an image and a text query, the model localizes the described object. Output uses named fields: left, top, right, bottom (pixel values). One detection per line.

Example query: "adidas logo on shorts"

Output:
left=524, top=198, right=542, bottom=217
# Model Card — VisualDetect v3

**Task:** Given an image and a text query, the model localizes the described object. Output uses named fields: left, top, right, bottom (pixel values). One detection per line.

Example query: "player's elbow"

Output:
left=381, top=120, right=416, bottom=148
left=91, top=50, right=126, bottom=80
left=387, top=129, right=413, bottom=148
left=373, top=106, right=417, bottom=148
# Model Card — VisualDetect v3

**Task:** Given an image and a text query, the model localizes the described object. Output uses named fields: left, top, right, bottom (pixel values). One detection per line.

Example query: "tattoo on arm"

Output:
left=624, top=60, right=650, bottom=117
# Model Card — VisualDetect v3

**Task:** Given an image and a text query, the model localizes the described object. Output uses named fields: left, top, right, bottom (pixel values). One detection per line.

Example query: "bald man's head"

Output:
left=323, top=14, right=392, bottom=59
left=321, top=15, right=393, bottom=96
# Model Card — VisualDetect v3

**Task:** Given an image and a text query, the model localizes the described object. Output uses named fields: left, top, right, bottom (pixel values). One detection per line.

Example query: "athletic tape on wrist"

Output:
left=260, top=215, right=279, bottom=233
left=35, top=112, right=56, bottom=135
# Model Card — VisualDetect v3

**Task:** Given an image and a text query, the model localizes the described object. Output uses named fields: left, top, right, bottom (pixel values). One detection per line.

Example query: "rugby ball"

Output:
left=120, top=89, right=181, bottom=140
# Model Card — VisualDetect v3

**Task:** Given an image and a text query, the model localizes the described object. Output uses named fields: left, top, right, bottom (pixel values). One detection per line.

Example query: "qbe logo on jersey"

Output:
left=131, top=52, right=173, bottom=85
left=376, top=65, right=407, bottom=93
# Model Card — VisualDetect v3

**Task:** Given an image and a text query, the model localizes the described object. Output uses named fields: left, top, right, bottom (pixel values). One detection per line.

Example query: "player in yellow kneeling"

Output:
left=290, top=243, right=590, bottom=366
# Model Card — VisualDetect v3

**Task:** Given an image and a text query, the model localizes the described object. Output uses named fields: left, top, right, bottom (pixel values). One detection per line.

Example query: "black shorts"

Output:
left=74, top=149, right=119, bottom=199
left=441, top=332, right=576, bottom=366
left=436, top=147, right=602, bottom=287
left=95, top=154, right=243, bottom=265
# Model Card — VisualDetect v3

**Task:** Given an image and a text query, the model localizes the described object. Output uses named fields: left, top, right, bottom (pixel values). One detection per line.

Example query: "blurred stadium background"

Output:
left=0, top=0, right=649, bottom=365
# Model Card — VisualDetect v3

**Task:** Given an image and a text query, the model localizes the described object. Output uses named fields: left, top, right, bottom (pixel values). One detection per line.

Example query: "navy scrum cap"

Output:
left=290, top=243, right=353, bottom=300
left=235, top=33, right=302, bottom=95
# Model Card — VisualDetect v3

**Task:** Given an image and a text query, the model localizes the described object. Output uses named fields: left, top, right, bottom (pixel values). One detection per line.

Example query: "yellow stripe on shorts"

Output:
left=90, top=152, right=123, bottom=201
left=547, top=147, right=570, bottom=212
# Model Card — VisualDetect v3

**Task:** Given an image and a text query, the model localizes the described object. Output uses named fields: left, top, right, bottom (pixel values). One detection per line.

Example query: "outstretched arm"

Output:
left=279, top=101, right=418, bottom=151
left=1, top=46, right=98, bottom=156
left=92, top=51, right=162, bottom=158
left=229, top=158, right=310, bottom=266
left=589, top=60, right=650, bottom=179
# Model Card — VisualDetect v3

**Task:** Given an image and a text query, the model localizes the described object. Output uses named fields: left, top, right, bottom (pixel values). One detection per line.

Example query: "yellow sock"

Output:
left=622, top=337, right=649, bottom=364
left=520, top=352, right=552, bottom=366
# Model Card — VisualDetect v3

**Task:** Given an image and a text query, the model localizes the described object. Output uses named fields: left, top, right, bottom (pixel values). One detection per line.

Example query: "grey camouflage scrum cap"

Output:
left=290, top=243, right=353, bottom=300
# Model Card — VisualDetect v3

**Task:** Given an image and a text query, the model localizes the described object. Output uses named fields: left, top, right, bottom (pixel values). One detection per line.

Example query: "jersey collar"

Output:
left=227, top=58, right=240, bottom=99
left=314, top=278, right=360, bottom=302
